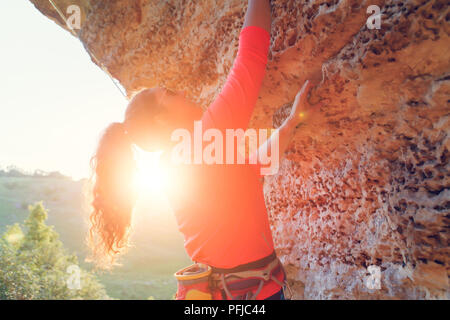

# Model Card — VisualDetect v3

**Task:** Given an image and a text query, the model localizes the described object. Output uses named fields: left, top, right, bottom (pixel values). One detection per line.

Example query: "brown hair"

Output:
left=85, top=89, right=166, bottom=269
left=86, top=122, right=137, bottom=269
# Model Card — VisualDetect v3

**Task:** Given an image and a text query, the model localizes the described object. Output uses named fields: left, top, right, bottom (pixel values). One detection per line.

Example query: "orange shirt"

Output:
left=167, top=26, right=282, bottom=299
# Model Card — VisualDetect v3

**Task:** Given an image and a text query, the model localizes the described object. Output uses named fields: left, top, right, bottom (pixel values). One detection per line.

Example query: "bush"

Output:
left=0, top=202, right=109, bottom=300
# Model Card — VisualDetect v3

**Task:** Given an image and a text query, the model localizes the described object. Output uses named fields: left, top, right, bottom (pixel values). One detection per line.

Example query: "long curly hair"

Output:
left=86, top=122, right=137, bottom=269
left=86, top=89, right=160, bottom=269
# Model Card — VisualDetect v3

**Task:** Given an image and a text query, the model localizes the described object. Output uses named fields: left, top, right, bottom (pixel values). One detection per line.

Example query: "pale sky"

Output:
left=0, top=1, right=128, bottom=180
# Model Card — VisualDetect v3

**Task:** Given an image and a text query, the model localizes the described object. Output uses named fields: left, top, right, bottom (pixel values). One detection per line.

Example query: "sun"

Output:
left=133, top=147, right=169, bottom=195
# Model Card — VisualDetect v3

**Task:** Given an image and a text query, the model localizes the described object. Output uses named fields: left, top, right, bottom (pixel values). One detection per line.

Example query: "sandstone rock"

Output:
left=29, top=0, right=449, bottom=299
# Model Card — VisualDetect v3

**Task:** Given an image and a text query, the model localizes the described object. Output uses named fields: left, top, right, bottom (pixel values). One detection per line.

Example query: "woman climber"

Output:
left=87, top=0, right=316, bottom=300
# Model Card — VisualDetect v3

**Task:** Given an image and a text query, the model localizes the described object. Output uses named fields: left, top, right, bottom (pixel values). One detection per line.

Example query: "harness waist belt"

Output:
left=211, top=251, right=277, bottom=274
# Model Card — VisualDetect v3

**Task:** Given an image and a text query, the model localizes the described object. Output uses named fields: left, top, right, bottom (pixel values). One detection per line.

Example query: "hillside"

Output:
left=0, top=176, right=190, bottom=299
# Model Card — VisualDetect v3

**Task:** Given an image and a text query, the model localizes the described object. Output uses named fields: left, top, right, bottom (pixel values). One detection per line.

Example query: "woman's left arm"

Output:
left=202, top=0, right=271, bottom=131
left=243, top=0, right=272, bottom=33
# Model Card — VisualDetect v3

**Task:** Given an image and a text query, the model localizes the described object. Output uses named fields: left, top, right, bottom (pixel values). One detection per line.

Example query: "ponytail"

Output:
left=86, top=122, right=137, bottom=269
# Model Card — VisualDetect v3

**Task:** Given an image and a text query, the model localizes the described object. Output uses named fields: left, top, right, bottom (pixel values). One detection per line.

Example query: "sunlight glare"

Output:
left=134, top=147, right=169, bottom=195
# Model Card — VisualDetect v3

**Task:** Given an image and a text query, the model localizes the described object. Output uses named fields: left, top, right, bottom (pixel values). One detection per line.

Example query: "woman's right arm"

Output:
left=250, top=81, right=319, bottom=173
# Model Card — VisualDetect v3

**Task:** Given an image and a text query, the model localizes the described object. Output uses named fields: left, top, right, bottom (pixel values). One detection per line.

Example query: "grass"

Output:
left=0, top=176, right=191, bottom=300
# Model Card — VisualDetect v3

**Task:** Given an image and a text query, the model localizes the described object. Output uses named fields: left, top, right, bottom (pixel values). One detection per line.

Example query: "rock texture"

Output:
left=30, top=0, right=449, bottom=299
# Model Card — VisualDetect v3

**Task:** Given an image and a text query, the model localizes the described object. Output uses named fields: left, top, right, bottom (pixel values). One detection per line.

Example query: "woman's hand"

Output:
left=287, top=80, right=315, bottom=126
left=252, top=80, right=320, bottom=169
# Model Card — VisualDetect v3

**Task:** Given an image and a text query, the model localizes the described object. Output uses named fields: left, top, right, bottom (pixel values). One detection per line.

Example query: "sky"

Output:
left=0, top=1, right=128, bottom=180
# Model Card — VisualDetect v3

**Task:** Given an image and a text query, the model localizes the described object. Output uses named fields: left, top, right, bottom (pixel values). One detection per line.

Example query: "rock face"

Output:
left=30, top=0, right=449, bottom=299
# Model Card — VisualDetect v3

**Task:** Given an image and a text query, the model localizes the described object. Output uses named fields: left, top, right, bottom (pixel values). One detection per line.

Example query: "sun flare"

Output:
left=134, top=147, right=169, bottom=195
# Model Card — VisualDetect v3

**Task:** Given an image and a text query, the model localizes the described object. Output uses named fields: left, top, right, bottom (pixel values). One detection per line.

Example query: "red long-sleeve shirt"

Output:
left=167, top=26, right=283, bottom=299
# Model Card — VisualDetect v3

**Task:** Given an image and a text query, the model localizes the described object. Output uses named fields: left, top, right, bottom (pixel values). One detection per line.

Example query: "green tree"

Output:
left=0, top=202, right=109, bottom=299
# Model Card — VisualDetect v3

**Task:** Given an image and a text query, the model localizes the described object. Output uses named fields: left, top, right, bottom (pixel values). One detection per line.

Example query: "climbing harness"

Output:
left=47, top=0, right=128, bottom=99
left=210, top=253, right=293, bottom=300
left=174, top=252, right=293, bottom=300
